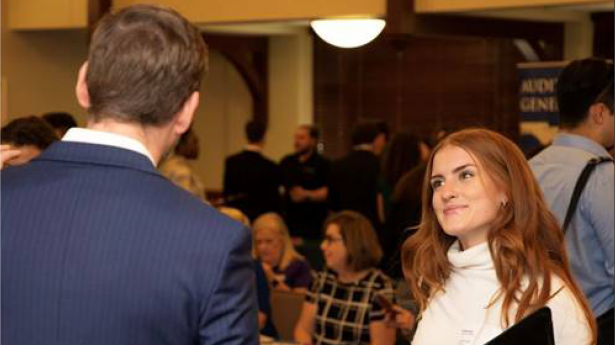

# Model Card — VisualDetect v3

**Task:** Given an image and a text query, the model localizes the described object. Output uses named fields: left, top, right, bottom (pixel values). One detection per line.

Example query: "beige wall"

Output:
left=1, top=0, right=89, bottom=125
left=415, top=0, right=613, bottom=13
left=264, top=32, right=314, bottom=161
left=191, top=50, right=252, bottom=190
left=1, top=0, right=255, bottom=190
left=564, top=18, right=594, bottom=60
left=8, top=0, right=88, bottom=30
left=115, top=0, right=386, bottom=23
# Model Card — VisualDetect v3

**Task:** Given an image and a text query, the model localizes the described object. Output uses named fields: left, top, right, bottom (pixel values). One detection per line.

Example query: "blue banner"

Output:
left=518, top=65, right=563, bottom=125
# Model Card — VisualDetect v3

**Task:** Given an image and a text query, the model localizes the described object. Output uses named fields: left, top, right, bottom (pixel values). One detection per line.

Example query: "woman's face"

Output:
left=255, top=227, right=283, bottom=266
left=320, top=223, right=349, bottom=273
left=430, top=145, right=506, bottom=249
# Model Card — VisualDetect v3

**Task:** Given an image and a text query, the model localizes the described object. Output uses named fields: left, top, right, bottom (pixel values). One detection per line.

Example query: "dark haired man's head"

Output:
left=351, top=120, right=388, bottom=155
left=75, top=4, right=208, bottom=164
left=245, top=120, right=267, bottom=145
left=294, top=125, right=319, bottom=155
left=42, top=112, right=78, bottom=137
left=556, top=58, right=614, bottom=148
left=1, top=116, right=59, bottom=166
left=82, top=5, right=207, bottom=126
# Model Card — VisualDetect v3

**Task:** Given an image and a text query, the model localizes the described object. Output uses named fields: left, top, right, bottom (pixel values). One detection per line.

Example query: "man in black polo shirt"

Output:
left=280, top=125, right=330, bottom=239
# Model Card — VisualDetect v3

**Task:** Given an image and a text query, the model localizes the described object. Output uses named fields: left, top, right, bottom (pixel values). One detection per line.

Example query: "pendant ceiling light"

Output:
left=310, top=18, right=386, bottom=49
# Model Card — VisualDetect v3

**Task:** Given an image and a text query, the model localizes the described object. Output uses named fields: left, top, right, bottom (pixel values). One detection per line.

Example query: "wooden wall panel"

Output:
left=314, top=33, right=524, bottom=158
left=592, top=12, right=614, bottom=60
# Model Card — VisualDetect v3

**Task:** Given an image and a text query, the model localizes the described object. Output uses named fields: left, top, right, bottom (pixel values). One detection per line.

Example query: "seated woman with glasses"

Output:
left=294, top=211, right=396, bottom=345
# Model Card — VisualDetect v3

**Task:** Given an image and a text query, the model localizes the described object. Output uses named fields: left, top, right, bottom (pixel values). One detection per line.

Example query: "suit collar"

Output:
left=36, top=141, right=159, bottom=175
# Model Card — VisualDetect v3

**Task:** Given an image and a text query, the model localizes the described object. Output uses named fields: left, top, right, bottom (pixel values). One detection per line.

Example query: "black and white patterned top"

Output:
left=306, top=269, right=395, bottom=345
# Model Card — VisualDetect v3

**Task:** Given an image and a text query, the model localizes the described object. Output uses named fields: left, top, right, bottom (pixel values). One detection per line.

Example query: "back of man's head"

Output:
left=299, top=124, right=319, bottom=141
left=42, top=112, right=78, bottom=136
left=351, top=120, right=385, bottom=147
left=557, top=58, right=613, bottom=128
left=1, top=116, right=59, bottom=150
left=86, top=5, right=207, bottom=126
left=245, top=120, right=267, bottom=144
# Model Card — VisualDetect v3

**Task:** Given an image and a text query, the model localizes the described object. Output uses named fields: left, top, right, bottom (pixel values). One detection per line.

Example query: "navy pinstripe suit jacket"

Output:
left=1, top=141, right=258, bottom=345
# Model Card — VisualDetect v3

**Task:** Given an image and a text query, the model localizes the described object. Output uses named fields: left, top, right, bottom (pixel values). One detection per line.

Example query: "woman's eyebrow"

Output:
left=431, top=163, right=476, bottom=179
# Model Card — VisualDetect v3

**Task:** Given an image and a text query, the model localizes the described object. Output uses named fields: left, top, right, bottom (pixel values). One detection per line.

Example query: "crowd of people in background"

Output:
left=1, top=4, right=612, bottom=345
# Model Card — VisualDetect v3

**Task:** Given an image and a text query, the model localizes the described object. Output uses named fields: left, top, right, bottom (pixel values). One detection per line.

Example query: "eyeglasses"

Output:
left=323, top=235, right=343, bottom=244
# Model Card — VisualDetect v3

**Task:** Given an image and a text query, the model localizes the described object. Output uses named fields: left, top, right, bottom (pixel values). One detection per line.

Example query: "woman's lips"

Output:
left=443, top=205, right=467, bottom=215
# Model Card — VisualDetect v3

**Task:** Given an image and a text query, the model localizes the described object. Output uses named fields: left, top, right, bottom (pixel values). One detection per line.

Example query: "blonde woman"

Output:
left=253, top=213, right=313, bottom=292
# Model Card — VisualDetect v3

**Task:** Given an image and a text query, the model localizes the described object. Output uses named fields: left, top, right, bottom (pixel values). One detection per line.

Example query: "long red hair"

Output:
left=402, top=128, right=596, bottom=343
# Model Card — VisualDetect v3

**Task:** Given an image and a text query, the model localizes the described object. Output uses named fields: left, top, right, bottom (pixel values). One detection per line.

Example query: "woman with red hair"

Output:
left=398, top=128, right=596, bottom=344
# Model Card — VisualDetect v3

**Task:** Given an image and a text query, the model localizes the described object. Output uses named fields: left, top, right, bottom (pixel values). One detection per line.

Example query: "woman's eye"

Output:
left=460, top=170, right=475, bottom=180
left=431, top=180, right=444, bottom=189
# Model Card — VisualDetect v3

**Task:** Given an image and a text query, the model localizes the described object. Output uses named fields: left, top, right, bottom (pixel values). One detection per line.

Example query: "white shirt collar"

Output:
left=245, top=144, right=262, bottom=152
left=62, top=128, right=155, bottom=165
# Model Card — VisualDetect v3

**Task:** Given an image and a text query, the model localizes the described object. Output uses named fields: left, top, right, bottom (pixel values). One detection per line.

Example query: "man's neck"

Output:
left=298, top=148, right=315, bottom=162
left=561, top=125, right=604, bottom=147
left=353, top=143, right=374, bottom=152
left=245, top=143, right=263, bottom=152
left=87, top=120, right=168, bottom=165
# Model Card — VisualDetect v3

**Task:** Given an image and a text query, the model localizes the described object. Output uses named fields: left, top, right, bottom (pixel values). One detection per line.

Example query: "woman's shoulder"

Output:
left=288, top=258, right=312, bottom=271
left=545, top=275, right=592, bottom=345
left=360, top=269, right=394, bottom=289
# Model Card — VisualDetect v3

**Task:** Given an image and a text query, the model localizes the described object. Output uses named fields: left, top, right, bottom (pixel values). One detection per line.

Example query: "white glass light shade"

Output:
left=310, top=18, right=386, bottom=49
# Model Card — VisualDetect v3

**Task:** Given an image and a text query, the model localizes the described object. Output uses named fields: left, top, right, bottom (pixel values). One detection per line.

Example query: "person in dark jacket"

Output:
left=224, top=120, right=282, bottom=221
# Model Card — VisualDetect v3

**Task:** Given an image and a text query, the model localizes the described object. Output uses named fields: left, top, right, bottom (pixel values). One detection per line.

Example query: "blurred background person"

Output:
left=224, top=120, right=282, bottom=221
left=253, top=212, right=313, bottom=292
left=328, top=121, right=388, bottom=228
left=42, top=111, right=78, bottom=137
left=531, top=58, right=614, bottom=345
left=158, top=127, right=205, bottom=201
left=280, top=125, right=330, bottom=240
left=402, top=128, right=596, bottom=345
left=383, top=135, right=435, bottom=279
left=377, top=132, right=423, bottom=225
left=218, top=207, right=278, bottom=339
left=1, top=115, right=59, bottom=167
left=376, top=132, right=424, bottom=279
left=294, top=211, right=396, bottom=345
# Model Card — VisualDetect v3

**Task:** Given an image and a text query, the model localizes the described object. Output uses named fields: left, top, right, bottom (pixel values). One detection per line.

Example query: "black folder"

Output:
left=485, top=307, right=555, bottom=345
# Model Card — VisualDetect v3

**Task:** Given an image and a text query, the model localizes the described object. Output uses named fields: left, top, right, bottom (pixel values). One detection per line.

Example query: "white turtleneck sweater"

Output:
left=412, top=241, right=592, bottom=345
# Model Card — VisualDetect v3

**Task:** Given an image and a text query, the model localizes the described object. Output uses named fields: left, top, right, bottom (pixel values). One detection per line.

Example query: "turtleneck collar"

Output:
left=447, top=241, right=494, bottom=271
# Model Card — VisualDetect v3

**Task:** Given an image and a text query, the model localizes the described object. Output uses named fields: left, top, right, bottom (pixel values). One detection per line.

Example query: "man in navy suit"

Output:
left=1, top=5, right=258, bottom=345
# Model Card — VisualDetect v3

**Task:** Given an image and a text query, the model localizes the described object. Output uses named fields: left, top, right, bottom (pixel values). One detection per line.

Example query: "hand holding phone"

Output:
left=374, top=293, right=397, bottom=315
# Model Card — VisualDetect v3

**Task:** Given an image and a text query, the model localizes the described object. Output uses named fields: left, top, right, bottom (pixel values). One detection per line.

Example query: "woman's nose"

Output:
left=440, top=182, right=458, bottom=201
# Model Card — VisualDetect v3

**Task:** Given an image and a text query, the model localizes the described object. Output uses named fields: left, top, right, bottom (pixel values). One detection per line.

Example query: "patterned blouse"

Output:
left=306, top=269, right=395, bottom=345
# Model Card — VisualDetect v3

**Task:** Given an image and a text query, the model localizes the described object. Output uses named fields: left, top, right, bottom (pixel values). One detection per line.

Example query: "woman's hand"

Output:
left=1, top=145, right=21, bottom=170
left=384, top=305, right=415, bottom=331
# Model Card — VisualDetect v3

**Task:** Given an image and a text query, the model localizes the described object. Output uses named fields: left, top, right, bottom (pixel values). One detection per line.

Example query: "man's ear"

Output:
left=174, top=91, right=199, bottom=135
left=75, top=62, right=91, bottom=109
left=589, top=102, right=609, bottom=125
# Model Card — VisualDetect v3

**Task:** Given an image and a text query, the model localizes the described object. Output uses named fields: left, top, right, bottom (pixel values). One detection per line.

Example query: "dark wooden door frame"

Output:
left=203, top=34, right=269, bottom=125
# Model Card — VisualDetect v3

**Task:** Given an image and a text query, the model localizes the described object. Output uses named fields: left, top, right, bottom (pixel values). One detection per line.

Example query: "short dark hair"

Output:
left=86, top=4, right=208, bottom=126
left=351, top=121, right=379, bottom=146
left=245, top=120, right=266, bottom=143
left=324, top=211, right=383, bottom=271
left=557, top=58, right=614, bottom=128
left=1, top=116, right=59, bottom=150
left=596, top=78, right=614, bottom=113
left=42, top=112, right=78, bottom=131
left=299, top=124, right=319, bottom=140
